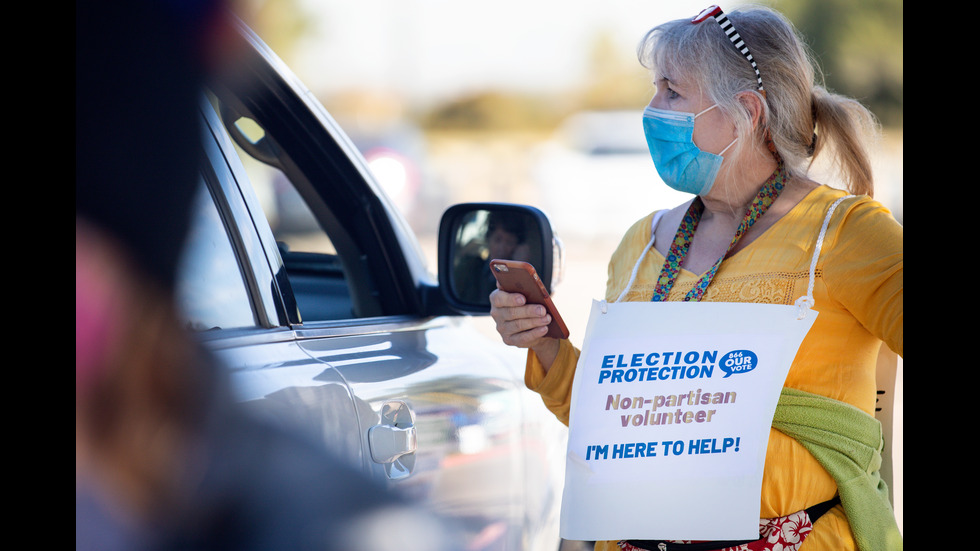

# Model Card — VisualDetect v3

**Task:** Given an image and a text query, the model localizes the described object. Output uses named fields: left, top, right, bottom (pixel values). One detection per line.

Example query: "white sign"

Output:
left=560, top=300, right=816, bottom=542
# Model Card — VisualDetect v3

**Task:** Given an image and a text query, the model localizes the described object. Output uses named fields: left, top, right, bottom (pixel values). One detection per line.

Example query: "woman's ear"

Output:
left=736, top=90, right=766, bottom=131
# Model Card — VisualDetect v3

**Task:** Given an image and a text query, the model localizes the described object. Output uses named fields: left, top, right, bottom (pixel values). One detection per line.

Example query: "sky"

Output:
left=288, top=0, right=724, bottom=104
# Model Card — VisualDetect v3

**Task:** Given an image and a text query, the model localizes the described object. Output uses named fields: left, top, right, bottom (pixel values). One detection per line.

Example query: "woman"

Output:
left=489, top=5, right=902, bottom=551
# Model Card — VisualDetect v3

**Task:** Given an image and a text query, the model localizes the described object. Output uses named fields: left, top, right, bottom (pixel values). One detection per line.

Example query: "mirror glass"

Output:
left=448, top=209, right=545, bottom=307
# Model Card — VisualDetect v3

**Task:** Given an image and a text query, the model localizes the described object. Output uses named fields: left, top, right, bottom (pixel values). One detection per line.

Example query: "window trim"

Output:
left=206, top=46, right=424, bottom=319
left=197, top=101, right=287, bottom=328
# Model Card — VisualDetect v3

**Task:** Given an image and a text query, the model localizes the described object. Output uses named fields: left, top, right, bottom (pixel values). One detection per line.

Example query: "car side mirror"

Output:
left=438, top=203, right=563, bottom=313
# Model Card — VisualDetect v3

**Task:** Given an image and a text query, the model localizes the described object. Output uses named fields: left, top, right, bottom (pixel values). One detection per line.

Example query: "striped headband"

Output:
left=692, top=5, right=764, bottom=94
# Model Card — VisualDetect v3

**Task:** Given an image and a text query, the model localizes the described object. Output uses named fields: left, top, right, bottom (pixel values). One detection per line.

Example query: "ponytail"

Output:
left=809, top=86, right=879, bottom=197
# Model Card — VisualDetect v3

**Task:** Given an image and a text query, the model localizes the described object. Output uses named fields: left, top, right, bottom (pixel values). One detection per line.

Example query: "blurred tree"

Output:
left=765, top=0, right=903, bottom=128
left=420, top=91, right=568, bottom=132
left=420, top=30, right=659, bottom=132
left=579, top=29, right=656, bottom=111
left=236, top=0, right=901, bottom=131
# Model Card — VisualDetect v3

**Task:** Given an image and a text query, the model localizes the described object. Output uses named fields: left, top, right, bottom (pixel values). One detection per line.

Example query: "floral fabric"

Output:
left=617, top=508, right=814, bottom=551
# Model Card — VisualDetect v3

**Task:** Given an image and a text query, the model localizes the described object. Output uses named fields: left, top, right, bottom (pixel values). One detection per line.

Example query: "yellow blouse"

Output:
left=526, top=185, right=903, bottom=551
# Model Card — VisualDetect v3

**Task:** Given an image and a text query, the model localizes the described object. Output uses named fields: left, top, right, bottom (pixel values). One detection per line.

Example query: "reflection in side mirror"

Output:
left=438, top=203, right=560, bottom=312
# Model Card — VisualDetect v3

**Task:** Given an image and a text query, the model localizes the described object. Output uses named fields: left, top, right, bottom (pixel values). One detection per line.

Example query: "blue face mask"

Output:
left=642, top=104, right=736, bottom=196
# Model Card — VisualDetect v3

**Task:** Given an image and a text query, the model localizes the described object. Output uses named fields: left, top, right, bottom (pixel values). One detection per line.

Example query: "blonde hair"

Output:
left=637, top=5, right=879, bottom=196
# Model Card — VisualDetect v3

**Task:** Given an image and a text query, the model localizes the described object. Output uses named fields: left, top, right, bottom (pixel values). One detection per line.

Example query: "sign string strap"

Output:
left=609, top=188, right=857, bottom=319
left=610, top=210, right=668, bottom=307
left=794, top=194, right=856, bottom=319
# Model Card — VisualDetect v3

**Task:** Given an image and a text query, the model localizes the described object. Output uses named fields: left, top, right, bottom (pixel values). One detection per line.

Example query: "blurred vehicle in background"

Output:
left=345, top=119, right=431, bottom=227
left=532, top=110, right=691, bottom=241
left=175, top=18, right=568, bottom=550
left=364, top=145, right=420, bottom=213
left=263, top=122, right=434, bottom=238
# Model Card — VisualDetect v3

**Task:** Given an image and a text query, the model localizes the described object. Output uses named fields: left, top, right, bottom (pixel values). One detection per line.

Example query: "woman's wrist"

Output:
left=531, top=338, right=561, bottom=373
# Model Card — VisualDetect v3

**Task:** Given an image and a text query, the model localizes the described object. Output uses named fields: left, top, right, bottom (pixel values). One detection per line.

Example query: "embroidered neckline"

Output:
left=651, top=161, right=788, bottom=302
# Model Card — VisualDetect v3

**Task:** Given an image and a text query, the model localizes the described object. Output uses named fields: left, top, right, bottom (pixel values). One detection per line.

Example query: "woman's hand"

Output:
left=489, top=289, right=561, bottom=371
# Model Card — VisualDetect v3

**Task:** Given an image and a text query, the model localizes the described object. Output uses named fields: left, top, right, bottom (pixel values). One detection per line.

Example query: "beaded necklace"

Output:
left=651, top=160, right=787, bottom=302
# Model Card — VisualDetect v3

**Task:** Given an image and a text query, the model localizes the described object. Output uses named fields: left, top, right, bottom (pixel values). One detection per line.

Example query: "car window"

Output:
left=176, top=179, right=257, bottom=331
left=222, top=113, right=360, bottom=322
left=227, top=115, right=338, bottom=255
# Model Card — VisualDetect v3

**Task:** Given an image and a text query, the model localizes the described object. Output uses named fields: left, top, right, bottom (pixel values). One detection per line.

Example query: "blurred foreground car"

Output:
left=175, top=19, right=567, bottom=550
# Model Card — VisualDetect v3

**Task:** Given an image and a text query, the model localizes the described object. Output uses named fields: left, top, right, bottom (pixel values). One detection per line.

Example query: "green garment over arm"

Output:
left=773, top=387, right=902, bottom=551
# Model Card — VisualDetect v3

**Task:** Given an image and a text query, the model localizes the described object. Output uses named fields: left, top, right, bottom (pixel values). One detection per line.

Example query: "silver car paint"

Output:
left=191, top=21, right=568, bottom=550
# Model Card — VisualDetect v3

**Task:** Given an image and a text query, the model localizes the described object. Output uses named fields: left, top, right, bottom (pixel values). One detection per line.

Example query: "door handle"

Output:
left=368, top=400, right=417, bottom=480
left=369, top=424, right=417, bottom=463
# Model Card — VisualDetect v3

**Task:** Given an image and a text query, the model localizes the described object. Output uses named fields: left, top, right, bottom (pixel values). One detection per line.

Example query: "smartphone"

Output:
left=490, top=259, right=570, bottom=340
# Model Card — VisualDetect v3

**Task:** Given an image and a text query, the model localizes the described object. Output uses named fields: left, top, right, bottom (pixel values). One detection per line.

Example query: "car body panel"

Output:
left=177, top=18, right=566, bottom=551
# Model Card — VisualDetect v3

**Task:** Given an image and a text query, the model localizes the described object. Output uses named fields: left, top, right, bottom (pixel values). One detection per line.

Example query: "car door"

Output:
left=177, top=100, right=366, bottom=469
left=179, top=20, right=566, bottom=551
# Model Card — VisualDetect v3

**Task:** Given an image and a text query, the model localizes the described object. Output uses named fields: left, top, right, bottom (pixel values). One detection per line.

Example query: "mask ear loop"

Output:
left=693, top=104, right=739, bottom=158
